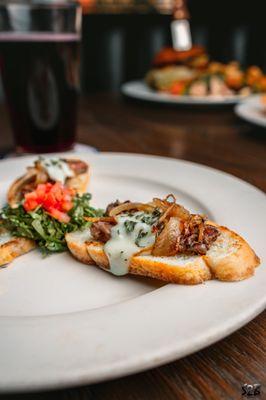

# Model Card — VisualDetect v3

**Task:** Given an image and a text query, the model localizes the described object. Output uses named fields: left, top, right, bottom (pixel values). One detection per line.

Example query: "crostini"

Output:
left=8, top=157, right=90, bottom=208
left=66, top=196, right=260, bottom=284
left=0, top=227, right=36, bottom=267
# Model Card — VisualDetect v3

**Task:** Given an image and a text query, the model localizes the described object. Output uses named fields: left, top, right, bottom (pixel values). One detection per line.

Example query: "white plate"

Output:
left=0, top=153, right=265, bottom=393
left=235, top=95, right=266, bottom=127
left=121, top=80, right=245, bottom=105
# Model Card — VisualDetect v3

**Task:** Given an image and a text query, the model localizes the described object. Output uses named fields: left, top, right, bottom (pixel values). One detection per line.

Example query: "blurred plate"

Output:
left=0, top=153, right=266, bottom=393
left=235, top=95, right=266, bottom=127
left=121, top=80, right=245, bottom=105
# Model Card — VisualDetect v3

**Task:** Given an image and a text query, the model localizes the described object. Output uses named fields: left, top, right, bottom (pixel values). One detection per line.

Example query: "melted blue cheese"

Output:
left=40, top=158, right=74, bottom=183
left=0, top=231, right=13, bottom=246
left=104, top=211, right=158, bottom=276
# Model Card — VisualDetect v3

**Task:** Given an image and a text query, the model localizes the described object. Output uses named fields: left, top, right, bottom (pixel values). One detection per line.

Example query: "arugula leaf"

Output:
left=69, top=193, right=103, bottom=226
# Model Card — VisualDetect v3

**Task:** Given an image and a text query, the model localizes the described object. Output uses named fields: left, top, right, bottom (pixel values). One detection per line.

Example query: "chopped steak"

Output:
left=152, top=213, right=220, bottom=257
left=90, top=221, right=114, bottom=242
left=177, top=216, right=220, bottom=255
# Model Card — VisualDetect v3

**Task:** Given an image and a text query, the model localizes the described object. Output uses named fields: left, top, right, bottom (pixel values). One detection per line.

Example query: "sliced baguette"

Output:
left=204, top=226, right=260, bottom=281
left=0, top=236, right=36, bottom=267
left=65, top=230, right=95, bottom=265
left=66, top=225, right=260, bottom=284
left=66, top=172, right=90, bottom=195
left=130, top=254, right=211, bottom=284
left=86, top=242, right=211, bottom=284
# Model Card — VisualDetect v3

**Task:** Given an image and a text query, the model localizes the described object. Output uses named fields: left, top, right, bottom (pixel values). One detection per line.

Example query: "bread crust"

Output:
left=130, top=255, right=211, bottom=284
left=0, top=237, right=36, bottom=267
left=66, top=223, right=260, bottom=284
left=66, top=172, right=90, bottom=195
left=87, top=242, right=109, bottom=269
left=65, top=231, right=95, bottom=265
left=86, top=242, right=211, bottom=284
left=204, top=226, right=260, bottom=281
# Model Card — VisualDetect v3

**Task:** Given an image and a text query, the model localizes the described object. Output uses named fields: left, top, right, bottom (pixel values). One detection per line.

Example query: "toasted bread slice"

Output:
left=204, top=226, right=260, bottom=281
left=0, top=232, right=36, bottom=267
left=65, top=230, right=95, bottom=265
left=66, top=172, right=90, bottom=195
left=86, top=242, right=211, bottom=284
left=8, top=159, right=90, bottom=207
left=86, top=242, right=109, bottom=269
left=66, top=225, right=260, bottom=285
left=130, top=254, right=211, bottom=284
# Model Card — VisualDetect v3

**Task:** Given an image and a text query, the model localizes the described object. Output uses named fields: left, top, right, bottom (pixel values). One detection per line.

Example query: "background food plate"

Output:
left=121, top=81, right=245, bottom=105
left=0, top=153, right=265, bottom=393
left=235, top=95, right=266, bottom=127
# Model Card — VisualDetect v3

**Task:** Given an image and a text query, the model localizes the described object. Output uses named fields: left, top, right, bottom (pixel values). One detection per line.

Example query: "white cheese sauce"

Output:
left=40, top=158, right=74, bottom=183
left=104, top=211, right=158, bottom=276
left=0, top=231, right=13, bottom=246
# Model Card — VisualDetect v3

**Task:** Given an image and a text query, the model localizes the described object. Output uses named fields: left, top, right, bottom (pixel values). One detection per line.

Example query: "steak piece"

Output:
left=91, top=221, right=114, bottom=242
left=177, top=217, right=220, bottom=255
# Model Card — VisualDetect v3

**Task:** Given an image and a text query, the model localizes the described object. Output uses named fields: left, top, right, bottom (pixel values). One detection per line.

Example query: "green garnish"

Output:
left=0, top=193, right=103, bottom=254
left=135, top=229, right=148, bottom=246
left=69, top=193, right=103, bottom=225
left=140, top=209, right=161, bottom=225
left=124, top=220, right=137, bottom=233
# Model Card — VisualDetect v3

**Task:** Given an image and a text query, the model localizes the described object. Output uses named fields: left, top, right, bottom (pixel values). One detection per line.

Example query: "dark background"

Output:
left=81, top=0, right=266, bottom=92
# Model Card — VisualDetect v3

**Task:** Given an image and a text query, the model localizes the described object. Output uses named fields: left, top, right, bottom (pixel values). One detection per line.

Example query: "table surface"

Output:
left=0, top=94, right=265, bottom=400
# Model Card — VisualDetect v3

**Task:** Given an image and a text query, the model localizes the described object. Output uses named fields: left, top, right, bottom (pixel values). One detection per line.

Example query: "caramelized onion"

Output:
left=157, top=203, right=190, bottom=224
left=84, top=216, right=116, bottom=223
left=109, top=202, right=155, bottom=217
left=165, top=194, right=176, bottom=203
left=198, top=222, right=205, bottom=242
left=169, top=204, right=190, bottom=220
left=150, top=197, right=172, bottom=211
left=151, top=195, right=189, bottom=220
left=7, top=168, right=38, bottom=208
left=152, top=217, right=181, bottom=257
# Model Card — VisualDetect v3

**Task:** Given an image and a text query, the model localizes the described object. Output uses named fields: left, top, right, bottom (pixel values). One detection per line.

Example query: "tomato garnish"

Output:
left=170, top=82, right=186, bottom=95
left=23, top=182, right=74, bottom=223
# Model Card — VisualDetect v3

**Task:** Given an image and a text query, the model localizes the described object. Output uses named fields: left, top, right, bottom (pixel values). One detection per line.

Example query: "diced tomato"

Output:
left=49, top=207, right=71, bottom=223
left=25, top=191, right=38, bottom=201
left=36, top=184, right=45, bottom=195
left=61, top=201, right=73, bottom=212
left=24, top=199, right=39, bottom=212
left=23, top=182, right=74, bottom=223
left=170, top=82, right=186, bottom=95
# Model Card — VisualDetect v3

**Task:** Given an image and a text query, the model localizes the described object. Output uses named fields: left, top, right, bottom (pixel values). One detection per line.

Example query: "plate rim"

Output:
left=121, top=80, right=246, bottom=105
left=0, top=152, right=265, bottom=393
left=235, top=94, right=266, bottom=127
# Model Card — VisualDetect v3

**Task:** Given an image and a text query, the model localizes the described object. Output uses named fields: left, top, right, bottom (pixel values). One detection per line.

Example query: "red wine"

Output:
left=0, top=33, right=80, bottom=153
